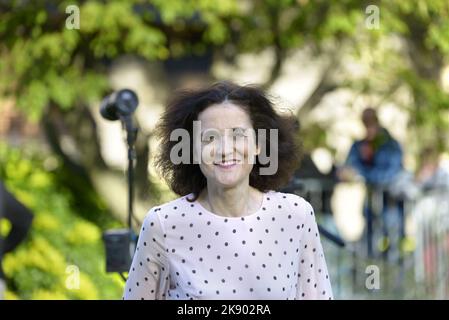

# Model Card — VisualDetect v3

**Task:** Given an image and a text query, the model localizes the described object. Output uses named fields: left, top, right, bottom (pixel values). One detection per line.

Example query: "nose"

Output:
left=216, top=134, right=236, bottom=161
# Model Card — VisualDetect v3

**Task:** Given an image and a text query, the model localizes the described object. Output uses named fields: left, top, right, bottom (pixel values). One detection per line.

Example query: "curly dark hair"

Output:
left=154, top=81, right=301, bottom=202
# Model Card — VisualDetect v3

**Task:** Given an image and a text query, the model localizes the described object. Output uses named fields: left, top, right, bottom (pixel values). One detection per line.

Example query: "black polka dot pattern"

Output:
left=122, top=191, right=333, bottom=300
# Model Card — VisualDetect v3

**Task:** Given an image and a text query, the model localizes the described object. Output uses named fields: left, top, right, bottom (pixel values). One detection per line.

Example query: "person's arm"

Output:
left=296, top=201, right=333, bottom=300
left=122, top=208, right=170, bottom=300
left=345, top=142, right=368, bottom=178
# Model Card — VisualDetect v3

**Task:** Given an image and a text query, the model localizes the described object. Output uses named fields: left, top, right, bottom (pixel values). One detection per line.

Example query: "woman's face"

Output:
left=196, top=102, right=260, bottom=189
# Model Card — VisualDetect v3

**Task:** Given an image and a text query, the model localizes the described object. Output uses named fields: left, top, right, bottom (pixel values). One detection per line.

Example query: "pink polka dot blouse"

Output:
left=123, top=190, right=333, bottom=300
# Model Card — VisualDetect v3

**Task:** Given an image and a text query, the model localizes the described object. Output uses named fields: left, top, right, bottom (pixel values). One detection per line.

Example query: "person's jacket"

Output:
left=345, top=128, right=403, bottom=186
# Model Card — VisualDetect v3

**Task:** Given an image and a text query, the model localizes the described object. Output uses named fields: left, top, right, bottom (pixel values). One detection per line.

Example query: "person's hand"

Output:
left=337, top=166, right=359, bottom=182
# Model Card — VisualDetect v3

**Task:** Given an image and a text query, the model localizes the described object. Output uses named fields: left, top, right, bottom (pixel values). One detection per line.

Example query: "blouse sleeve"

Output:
left=122, top=208, right=170, bottom=300
left=296, top=200, right=333, bottom=300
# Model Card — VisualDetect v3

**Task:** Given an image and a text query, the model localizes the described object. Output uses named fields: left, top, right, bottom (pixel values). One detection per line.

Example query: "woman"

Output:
left=123, top=81, right=333, bottom=300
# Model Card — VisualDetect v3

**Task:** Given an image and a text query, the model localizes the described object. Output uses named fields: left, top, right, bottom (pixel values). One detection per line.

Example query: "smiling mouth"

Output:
left=214, top=160, right=240, bottom=168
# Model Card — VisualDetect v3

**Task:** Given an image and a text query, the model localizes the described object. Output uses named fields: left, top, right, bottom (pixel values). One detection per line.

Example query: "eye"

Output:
left=201, top=134, right=216, bottom=142
left=232, top=128, right=246, bottom=137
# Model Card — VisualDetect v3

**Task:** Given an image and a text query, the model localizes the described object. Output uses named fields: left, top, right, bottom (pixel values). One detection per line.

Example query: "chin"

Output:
left=214, top=178, right=243, bottom=188
left=212, top=173, right=250, bottom=188
left=201, top=164, right=252, bottom=188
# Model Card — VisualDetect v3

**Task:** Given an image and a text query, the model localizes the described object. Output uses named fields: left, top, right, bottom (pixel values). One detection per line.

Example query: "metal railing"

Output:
left=412, top=190, right=449, bottom=299
left=281, top=177, right=449, bottom=299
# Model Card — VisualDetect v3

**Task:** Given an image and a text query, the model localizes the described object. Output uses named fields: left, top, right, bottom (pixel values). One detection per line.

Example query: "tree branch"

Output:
left=263, top=4, right=285, bottom=89
left=297, top=54, right=340, bottom=119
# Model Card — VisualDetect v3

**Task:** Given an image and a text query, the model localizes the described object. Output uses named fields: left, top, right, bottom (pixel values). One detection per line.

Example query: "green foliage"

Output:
left=2, top=0, right=447, bottom=134
left=0, top=143, right=124, bottom=300
left=0, top=0, right=238, bottom=120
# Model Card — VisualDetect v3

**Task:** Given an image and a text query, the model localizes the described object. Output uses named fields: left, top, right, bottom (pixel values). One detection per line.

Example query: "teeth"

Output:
left=217, top=161, right=237, bottom=165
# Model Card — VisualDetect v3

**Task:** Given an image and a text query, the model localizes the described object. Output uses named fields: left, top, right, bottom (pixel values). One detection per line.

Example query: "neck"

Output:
left=199, top=181, right=261, bottom=218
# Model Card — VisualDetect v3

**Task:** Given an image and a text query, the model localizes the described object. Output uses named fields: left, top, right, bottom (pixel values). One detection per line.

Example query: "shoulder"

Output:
left=382, top=129, right=401, bottom=147
left=142, top=194, right=193, bottom=228
left=389, top=139, right=402, bottom=150
left=348, top=140, right=363, bottom=152
left=268, top=190, right=314, bottom=220
left=380, top=139, right=402, bottom=155
left=352, top=140, right=364, bottom=147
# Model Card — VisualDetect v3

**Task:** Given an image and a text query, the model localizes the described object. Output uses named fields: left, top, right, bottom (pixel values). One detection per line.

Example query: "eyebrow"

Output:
left=200, top=127, right=247, bottom=134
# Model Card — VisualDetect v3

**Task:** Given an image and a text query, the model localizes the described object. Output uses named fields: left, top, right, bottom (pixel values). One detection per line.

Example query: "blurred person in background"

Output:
left=0, top=181, right=34, bottom=300
left=415, top=147, right=449, bottom=192
left=412, top=147, right=449, bottom=289
left=337, top=107, right=404, bottom=256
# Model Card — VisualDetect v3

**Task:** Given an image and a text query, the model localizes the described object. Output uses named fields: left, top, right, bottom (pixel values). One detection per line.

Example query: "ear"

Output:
left=255, top=144, right=261, bottom=156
